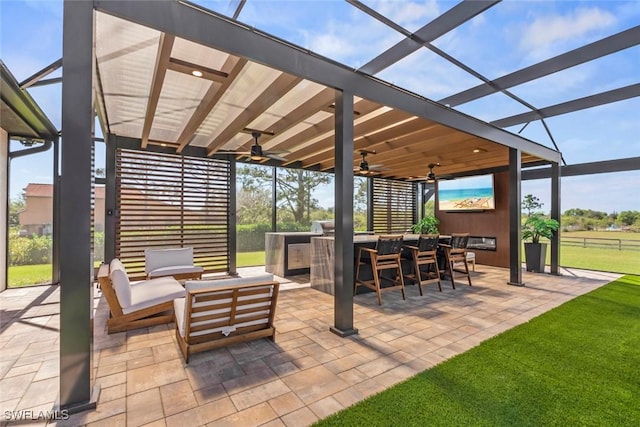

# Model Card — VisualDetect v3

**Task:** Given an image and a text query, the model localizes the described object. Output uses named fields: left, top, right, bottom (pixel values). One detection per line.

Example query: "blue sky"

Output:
left=2, top=0, right=639, bottom=213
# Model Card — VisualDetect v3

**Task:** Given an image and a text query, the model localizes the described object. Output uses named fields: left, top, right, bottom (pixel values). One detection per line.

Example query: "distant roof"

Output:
left=25, top=183, right=105, bottom=199
left=0, top=60, right=58, bottom=142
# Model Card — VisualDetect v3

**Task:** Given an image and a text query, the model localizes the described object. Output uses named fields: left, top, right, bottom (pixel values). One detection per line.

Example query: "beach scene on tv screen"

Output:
left=438, top=174, right=495, bottom=211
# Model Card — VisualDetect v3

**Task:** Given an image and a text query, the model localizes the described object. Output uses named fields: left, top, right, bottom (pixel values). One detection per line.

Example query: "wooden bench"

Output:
left=97, top=259, right=186, bottom=334
left=174, top=274, right=279, bottom=363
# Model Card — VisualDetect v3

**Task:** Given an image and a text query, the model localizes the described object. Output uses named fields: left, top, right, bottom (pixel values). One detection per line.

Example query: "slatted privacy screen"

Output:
left=372, top=178, right=416, bottom=234
left=116, top=149, right=231, bottom=278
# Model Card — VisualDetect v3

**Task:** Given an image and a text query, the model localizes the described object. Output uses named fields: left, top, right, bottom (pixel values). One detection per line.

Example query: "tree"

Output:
left=236, top=187, right=271, bottom=224
left=522, top=194, right=543, bottom=217
left=354, top=178, right=367, bottom=213
left=238, top=165, right=332, bottom=224
left=9, top=191, right=26, bottom=227
left=618, top=210, right=639, bottom=227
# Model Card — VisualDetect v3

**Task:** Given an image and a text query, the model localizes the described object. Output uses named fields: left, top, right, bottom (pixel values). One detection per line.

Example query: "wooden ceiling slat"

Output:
left=167, top=57, right=228, bottom=82
left=310, top=119, right=444, bottom=168
left=265, top=98, right=382, bottom=157
left=141, top=33, right=175, bottom=149
left=176, top=56, right=248, bottom=153
left=314, top=125, right=473, bottom=173
left=233, top=87, right=336, bottom=152
left=206, top=73, right=303, bottom=156
left=284, top=108, right=414, bottom=164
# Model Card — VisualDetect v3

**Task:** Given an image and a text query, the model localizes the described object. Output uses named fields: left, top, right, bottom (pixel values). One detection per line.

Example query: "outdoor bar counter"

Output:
left=265, top=232, right=321, bottom=277
left=310, top=234, right=429, bottom=295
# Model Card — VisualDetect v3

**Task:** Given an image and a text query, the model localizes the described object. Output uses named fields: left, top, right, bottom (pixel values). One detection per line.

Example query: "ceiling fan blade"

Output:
left=266, top=153, right=288, bottom=161
left=217, top=150, right=251, bottom=155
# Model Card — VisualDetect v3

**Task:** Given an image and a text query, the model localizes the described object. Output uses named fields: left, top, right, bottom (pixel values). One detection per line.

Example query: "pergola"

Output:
left=5, top=0, right=633, bottom=414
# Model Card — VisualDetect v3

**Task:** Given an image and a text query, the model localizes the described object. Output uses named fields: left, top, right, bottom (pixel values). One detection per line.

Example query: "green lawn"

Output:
left=317, top=275, right=640, bottom=426
left=237, top=251, right=265, bottom=267
left=559, top=245, right=640, bottom=274
left=7, top=251, right=267, bottom=287
left=7, top=264, right=53, bottom=288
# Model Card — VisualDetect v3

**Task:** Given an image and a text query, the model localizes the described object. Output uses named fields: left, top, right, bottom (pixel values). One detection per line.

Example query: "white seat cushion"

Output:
left=124, top=276, right=185, bottom=315
left=174, top=297, right=187, bottom=337
left=148, top=265, right=203, bottom=278
left=145, top=247, right=195, bottom=275
left=109, top=258, right=131, bottom=308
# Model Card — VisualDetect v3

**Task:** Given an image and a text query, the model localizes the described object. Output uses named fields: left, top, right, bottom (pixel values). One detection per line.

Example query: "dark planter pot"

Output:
left=524, top=242, right=547, bottom=272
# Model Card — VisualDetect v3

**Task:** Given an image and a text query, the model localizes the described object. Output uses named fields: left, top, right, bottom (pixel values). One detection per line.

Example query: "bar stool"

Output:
left=403, top=234, right=442, bottom=295
left=441, top=233, right=472, bottom=288
left=355, top=235, right=405, bottom=305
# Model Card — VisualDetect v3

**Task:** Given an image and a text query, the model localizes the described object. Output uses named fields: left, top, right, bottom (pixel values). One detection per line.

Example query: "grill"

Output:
left=310, top=220, right=335, bottom=236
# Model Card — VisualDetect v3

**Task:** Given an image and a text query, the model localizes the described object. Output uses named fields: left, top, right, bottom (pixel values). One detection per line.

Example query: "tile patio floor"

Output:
left=0, top=265, right=621, bottom=426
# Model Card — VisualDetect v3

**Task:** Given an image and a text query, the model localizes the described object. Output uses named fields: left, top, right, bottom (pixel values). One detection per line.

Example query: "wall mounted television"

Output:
left=437, top=174, right=495, bottom=211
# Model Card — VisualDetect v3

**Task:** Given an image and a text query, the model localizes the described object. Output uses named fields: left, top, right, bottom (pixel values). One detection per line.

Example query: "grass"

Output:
left=7, top=251, right=267, bottom=288
left=317, top=275, right=640, bottom=427
left=559, top=245, right=640, bottom=274
left=7, top=264, right=53, bottom=288
left=237, top=251, right=265, bottom=267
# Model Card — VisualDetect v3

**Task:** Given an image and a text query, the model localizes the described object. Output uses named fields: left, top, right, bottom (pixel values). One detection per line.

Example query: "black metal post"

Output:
left=550, top=162, right=561, bottom=275
left=52, top=138, right=60, bottom=284
left=229, top=159, right=237, bottom=275
left=367, top=177, right=374, bottom=232
left=272, top=166, right=277, bottom=232
left=104, top=134, right=117, bottom=262
left=508, top=147, right=523, bottom=286
left=59, top=0, right=97, bottom=412
left=331, top=90, right=357, bottom=337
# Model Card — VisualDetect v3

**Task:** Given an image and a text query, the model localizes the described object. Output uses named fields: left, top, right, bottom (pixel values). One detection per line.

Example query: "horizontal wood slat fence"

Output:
left=372, top=178, right=416, bottom=234
left=116, top=149, right=231, bottom=278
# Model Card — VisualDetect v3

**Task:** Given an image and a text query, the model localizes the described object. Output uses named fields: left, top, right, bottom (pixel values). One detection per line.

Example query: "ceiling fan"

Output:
left=410, top=162, right=450, bottom=182
left=221, top=131, right=288, bottom=161
left=354, top=150, right=387, bottom=176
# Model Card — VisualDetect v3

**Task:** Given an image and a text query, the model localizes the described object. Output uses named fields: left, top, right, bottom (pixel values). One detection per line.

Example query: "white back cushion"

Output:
left=110, top=258, right=131, bottom=308
left=184, top=274, right=274, bottom=293
left=145, top=247, right=194, bottom=274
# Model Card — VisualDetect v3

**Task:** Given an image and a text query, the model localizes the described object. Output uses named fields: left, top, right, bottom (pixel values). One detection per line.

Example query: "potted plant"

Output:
left=410, top=214, right=440, bottom=234
left=521, top=195, right=559, bottom=272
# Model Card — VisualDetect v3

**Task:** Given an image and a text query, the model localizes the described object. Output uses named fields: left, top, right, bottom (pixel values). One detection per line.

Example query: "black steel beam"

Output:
left=104, top=134, right=117, bottom=262
left=52, top=139, right=60, bottom=284
left=440, top=25, right=640, bottom=107
left=356, top=0, right=499, bottom=75
left=492, top=83, right=640, bottom=128
left=59, top=0, right=97, bottom=412
left=94, top=0, right=560, bottom=163
left=331, top=90, right=357, bottom=337
left=366, top=177, right=374, bottom=232
left=522, top=156, right=640, bottom=180
left=229, top=159, right=237, bottom=275
left=19, top=58, right=62, bottom=89
left=550, top=162, right=560, bottom=275
left=508, top=148, right=523, bottom=286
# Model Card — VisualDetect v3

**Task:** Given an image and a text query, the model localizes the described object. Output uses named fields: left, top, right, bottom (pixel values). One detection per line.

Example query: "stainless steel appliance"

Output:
left=310, top=220, right=335, bottom=236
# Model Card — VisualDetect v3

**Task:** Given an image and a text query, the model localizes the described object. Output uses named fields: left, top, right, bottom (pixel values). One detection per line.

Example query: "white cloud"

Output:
left=307, top=32, right=359, bottom=59
left=519, top=7, right=616, bottom=58
left=373, top=0, right=440, bottom=31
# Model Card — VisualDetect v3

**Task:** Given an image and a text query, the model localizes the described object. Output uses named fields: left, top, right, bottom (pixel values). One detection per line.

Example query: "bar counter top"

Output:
left=310, top=234, right=453, bottom=295
left=311, top=233, right=422, bottom=243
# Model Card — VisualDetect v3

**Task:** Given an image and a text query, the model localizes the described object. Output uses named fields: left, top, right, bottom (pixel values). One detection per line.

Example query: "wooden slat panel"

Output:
left=115, top=148, right=230, bottom=274
left=372, top=179, right=415, bottom=234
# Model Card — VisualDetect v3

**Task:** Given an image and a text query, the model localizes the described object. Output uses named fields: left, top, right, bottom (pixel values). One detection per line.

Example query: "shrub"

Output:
left=237, top=223, right=272, bottom=251
left=9, top=229, right=52, bottom=265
